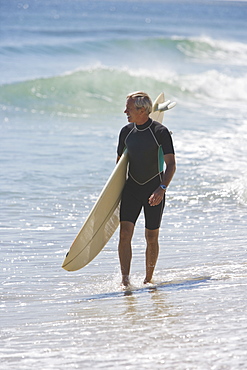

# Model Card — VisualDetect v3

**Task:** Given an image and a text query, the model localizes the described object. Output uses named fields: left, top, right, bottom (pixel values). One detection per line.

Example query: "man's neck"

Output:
left=135, top=115, right=150, bottom=126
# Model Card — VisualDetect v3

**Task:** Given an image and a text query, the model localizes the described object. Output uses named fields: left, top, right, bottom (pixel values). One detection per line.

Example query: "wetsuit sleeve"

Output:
left=117, top=128, right=126, bottom=157
left=117, top=124, right=133, bottom=157
left=158, top=126, right=175, bottom=155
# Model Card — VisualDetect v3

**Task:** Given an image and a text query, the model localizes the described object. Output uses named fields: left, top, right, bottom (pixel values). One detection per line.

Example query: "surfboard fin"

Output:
left=157, top=100, right=177, bottom=112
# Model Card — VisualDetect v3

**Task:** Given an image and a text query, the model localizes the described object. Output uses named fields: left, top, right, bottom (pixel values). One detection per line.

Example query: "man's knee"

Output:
left=145, top=228, right=159, bottom=245
left=120, top=221, right=135, bottom=243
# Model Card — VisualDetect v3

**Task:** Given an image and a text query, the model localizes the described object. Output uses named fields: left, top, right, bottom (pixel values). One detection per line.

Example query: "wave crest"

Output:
left=1, top=63, right=247, bottom=118
left=173, top=36, right=247, bottom=65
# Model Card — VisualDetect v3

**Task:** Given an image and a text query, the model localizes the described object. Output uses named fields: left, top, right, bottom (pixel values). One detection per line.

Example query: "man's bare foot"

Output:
left=143, top=278, right=153, bottom=285
left=121, top=275, right=130, bottom=287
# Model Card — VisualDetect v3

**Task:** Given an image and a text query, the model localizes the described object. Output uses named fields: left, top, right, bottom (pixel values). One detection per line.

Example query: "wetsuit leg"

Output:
left=120, top=175, right=165, bottom=229
left=142, top=175, right=166, bottom=230
left=120, top=177, right=143, bottom=225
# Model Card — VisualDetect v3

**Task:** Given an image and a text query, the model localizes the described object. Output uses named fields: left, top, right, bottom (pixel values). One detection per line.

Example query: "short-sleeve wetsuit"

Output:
left=117, top=118, right=175, bottom=230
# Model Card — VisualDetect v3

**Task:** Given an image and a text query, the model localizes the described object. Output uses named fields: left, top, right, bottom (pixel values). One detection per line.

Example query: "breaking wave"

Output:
left=1, top=63, right=246, bottom=118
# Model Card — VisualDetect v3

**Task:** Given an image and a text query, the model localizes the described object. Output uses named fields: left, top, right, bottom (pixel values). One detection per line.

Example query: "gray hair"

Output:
left=126, top=91, right=153, bottom=115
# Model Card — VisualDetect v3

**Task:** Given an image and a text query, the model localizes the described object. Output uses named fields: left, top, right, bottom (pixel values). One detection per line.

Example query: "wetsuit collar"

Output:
left=135, top=118, right=152, bottom=131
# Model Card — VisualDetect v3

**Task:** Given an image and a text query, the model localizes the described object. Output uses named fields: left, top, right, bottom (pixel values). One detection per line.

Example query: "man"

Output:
left=117, top=92, right=176, bottom=287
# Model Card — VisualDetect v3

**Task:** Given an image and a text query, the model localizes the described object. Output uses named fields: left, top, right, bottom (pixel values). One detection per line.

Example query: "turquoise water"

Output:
left=1, top=1, right=247, bottom=369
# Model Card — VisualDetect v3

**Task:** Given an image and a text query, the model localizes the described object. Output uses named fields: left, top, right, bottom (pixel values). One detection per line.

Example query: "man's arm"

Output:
left=161, top=153, right=176, bottom=188
left=149, top=153, right=176, bottom=207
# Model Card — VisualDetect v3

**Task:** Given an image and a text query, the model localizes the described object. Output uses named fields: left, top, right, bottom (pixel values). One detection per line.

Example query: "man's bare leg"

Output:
left=118, top=221, right=135, bottom=286
left=144, top=228, right=159, bottom=284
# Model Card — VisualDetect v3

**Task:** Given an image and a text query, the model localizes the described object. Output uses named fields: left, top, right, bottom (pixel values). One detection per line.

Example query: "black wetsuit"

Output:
left=117, top=118, right=175, bottom=230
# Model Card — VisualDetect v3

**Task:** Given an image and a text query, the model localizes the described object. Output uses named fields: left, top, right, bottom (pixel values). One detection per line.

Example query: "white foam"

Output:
left=174, top=35, right=247, bottom=66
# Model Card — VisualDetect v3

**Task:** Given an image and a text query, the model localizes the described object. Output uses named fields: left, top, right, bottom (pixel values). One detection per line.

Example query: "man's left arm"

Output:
left=149, top=153, right=176, bottom=206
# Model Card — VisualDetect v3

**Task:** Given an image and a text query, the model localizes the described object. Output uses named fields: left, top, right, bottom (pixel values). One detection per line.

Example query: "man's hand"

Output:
left=148, top=187, right=165, bottom=206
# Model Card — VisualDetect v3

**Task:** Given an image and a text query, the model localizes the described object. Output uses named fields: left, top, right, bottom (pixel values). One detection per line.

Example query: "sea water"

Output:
left=1, top=0, right=247, bottom=369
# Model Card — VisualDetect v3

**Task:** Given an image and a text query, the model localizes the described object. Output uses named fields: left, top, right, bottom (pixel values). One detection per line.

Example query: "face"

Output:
left=124, top=98, right=142, bottom=123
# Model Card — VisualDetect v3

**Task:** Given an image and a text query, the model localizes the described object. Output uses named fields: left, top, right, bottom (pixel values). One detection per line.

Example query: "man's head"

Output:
left=124, top=91, right=152, bottom=124
left=126, top=91, right=152, bottom=114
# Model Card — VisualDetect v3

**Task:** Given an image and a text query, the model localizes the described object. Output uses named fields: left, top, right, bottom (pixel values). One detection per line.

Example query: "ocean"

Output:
left=1, top=0, right=247, bottom=368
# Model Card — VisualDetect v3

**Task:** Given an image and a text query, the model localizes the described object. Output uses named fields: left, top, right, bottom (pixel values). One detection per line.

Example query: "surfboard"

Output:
left=62, top=150, right=128, bottom=271
left=62, top=92, right=175, bottom=271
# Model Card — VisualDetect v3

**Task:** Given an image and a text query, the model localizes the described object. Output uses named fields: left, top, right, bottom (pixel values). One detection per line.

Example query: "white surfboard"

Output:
left=62, top=150, right=128, bottom=271
left=62, top=92, right=175, bottom=271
